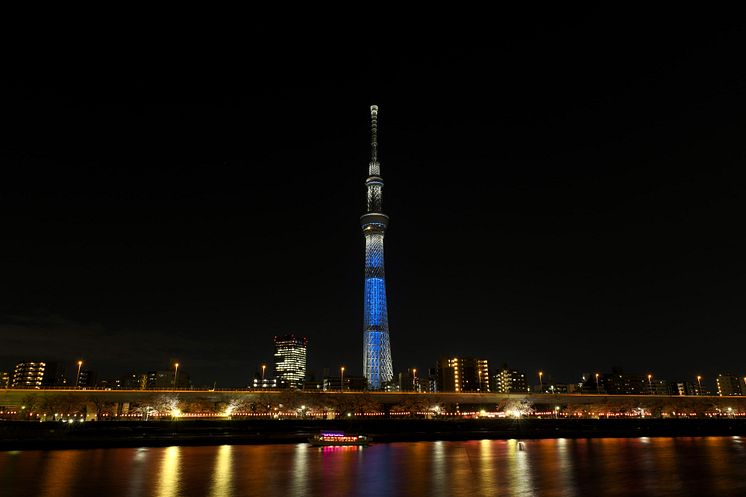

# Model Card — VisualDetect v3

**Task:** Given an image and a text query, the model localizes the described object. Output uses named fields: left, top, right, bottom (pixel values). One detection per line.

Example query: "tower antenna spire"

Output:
left=370, top=105, right=379, bottom=165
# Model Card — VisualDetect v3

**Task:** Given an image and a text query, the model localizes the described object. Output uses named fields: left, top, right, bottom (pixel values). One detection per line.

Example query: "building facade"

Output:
left=146, top=370, right=190, bottom=389
left=77, top=370, right=97, bottom=388
left=272, top=334, right=308, bottom=389
left=492, top=366, right=529, bottom=393
left=716, top=373, right=743, bottom=396
left=361, top=105, right=394, bottom=390
left=11, top=361, right=60, bottom=388
left=436, top=357, right=490, bottom=393
left=252, top=377, right=278, bottom=389
left=670, top=381, right=697, bottom=396
left=322, top=375, right=368, bottom=392
left=601, top=370, right=668, bottom=395
left=397, top=368, right=424, bottom=392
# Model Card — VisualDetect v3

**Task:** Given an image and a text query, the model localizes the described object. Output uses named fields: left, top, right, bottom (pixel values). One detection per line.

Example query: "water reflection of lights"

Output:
left=506, top=439, right=535, bottom=496
left=291, top=443, right=309, bottom=496
left=209, top=445, right=233, bottom=497
left=477, top=439, right=497, bottom=489
left=555, top=438, right=577, bottom=497
left=128, top=448, right=149, bottom=496
left=40, top=451, right=80, bottom=497
left=156, top=446, right=181, bottom=497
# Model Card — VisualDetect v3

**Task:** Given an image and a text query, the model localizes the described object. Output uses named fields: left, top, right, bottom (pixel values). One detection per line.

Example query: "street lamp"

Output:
left=340, top=366, right=345, bottom=392
left=538, top=371, right=543, bottom=393
left=595, top=373, right=600, bottom=394
left=173, top=363, right=180, bottom=389
left=697, top=375, right=702, bottom=395
left=75, top=360, right=83, bottom=388
left=647, top=374, right=653, bottom=395
left=261, top=364, right=266, bottom=383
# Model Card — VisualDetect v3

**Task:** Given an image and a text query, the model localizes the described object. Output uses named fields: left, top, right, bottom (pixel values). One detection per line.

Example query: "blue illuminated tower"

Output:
left=361, top=104, right=393, bottom=389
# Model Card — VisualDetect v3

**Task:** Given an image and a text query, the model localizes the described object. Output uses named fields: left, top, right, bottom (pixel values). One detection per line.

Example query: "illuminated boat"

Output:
left=308, top=432, right=370, bottom=446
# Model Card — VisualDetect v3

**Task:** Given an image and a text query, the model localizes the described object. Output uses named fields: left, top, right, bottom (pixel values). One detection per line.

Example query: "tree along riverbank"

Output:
left=2, top=418, right=746, bottom=451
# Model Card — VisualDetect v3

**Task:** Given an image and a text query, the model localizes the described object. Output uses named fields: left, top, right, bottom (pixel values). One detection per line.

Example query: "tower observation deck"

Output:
left=361, top=105, right=393, bottom=389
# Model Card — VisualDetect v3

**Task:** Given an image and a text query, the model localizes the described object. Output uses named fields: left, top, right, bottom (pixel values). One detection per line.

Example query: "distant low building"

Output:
left=492, top=366, right=528, bottom=393
left=435, top=357, right=490, bottom=393
left=579, top=373, right=606, bottom=394
left=427, top=368, right=440, bottom=393
left=302, top=376, right=323, bottom=391
left=396, top=368, right=423, bottom=392
left=323, top=375, right=367, bottom=391
left=146, top=370, right=190, bottom=389
left=77, top=370, right=96, bottom=388
left=546, top=383, right=579, bottom=394
left=252, top=377, right=278, bottom=389
left=716, top=373, right=743, bottom=396
left=600, top=369, right=667, bottom=395
left=122, top=372, right=145, bottom=390
left=381, top=379, right=400, bottom=392
left=147, top=371, right=172, bottom=389
left=98, top=372, right=146, bottom=390
left=0, top=372, right=9, bottom=388
left=670, top=381, right=697, bottom=396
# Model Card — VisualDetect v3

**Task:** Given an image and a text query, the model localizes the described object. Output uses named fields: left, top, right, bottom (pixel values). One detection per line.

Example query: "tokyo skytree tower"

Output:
left=361, top=105, right=393, bottom=389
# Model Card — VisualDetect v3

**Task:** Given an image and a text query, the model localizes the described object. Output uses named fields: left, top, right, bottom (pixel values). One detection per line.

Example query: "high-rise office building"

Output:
left=273, top=334, right=308, bottom=389
left=435, top=357, right=490, bottom=393
left=361, top=105, right=394, bottom=390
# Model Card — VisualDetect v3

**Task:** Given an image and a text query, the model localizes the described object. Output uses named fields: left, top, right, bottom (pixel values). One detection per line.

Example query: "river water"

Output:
left=1, top=437, right=745, bottom=497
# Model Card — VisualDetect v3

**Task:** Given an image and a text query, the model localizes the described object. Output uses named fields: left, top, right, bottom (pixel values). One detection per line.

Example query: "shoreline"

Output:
left=2, top=418, right=746, bottom=451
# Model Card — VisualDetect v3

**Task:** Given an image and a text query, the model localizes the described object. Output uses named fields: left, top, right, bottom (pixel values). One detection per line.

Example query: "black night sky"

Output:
left=2, top=12, right=745, bottom=388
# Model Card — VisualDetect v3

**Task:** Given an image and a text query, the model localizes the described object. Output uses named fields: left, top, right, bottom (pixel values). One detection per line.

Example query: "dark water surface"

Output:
left=2, top=437, right=746, bottom=497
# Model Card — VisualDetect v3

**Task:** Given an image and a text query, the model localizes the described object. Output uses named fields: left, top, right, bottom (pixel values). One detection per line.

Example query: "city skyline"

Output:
left=4, top=345, right=745, bottom=394
left=2, top=15, right=746, bottom=386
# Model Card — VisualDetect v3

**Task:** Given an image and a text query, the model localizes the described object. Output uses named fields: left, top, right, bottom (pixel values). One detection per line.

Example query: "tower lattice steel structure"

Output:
left=361, top=104, right=393, bottom=389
